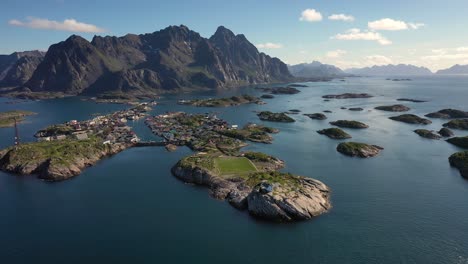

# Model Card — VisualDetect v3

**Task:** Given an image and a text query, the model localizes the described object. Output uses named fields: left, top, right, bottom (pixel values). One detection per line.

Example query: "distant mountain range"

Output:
left=0, top=25, right=292, bottom=98
left=288, top=61, right=348, bottom=78
left=436, top=64, right=468, bottom=75
left=345, top=64, right=433, bottom=76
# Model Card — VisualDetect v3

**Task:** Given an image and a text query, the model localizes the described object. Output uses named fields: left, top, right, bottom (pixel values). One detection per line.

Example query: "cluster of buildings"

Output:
left=35, top=104, right=152, bottom=144
left=145, top=112, right=240, bottom=148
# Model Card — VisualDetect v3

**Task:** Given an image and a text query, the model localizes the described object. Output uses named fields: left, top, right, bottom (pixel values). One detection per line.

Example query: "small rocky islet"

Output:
left=397, top=98, right=428, bottom=103
left=414, top=129, right=442, bottom=140
left=448, top=151, right=468, bottom=178
left=438, top=128, right=454, bottom=137
left=389, top=114, right=432, bottom=125
left=317, top=128, right=351, bottom=139
left=443, top=119, right=468, bottom=130
left=178, top=94, right=262, bottom=107
left=425, top=109, right=468, bottom=119
left=304, top=113, right=327, bottom=120
left=375, top=104, right=410, bottom=112
left=336, top=142, right=383, bottom=158
left=257, top=111, right=295, bottom=123
left=348, top=107, right=364, bottom=111
left=446, top=136, right=468, bottom=149
left=256, top=86, right=301, bottom=95
left=330, top=120, right=369, bottom=129
left=322, top=93, right=373, bottom=99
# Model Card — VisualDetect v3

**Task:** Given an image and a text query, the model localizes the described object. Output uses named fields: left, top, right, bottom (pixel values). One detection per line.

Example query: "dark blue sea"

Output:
left=1, top=76, right=467, bottom=264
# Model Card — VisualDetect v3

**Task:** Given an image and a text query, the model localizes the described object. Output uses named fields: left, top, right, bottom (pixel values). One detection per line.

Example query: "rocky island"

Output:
left=337, top=142, right=383, bottom=158
left=438, top=128, right=454, bottom=137
left=256, top=86, right=301, bottom=95
left=330, top=120, right=369, bottom=129
left=322, top=93, right=373, bottom=99
left=375, top=105, right=410, bottom=112
left=257, top=111, right=295, bottom=123
left=425, top=109, right=468, bottom=119
left=449, top=151, right=468, bottom=178
left=414, top=129, right=441, bottom=140
left=171, top=151, right=331, bottom=221
left=317, top=128, right=352, bottom=139
left=443, top=119, right=468, bottom=130
left=178, top=95, right=262, bottom=107
left=397, top=98, right=427, bottom=103
left=304, top=113, right=327, bottom=120
left=389, top=114, right=432, bottom=125
left=0, top=110, right=36, bottom=128
left=348, top=107, right=364, bottom=111
left=446, top=136, right=468, bottom=149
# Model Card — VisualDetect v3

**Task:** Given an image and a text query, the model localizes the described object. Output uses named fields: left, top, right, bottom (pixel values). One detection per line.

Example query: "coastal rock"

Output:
left=323, top=110, right=332, bottom=113
left=165, top=144, right=178, bottom=152
left=448, top=151, right=468, bottom=179
left=414, top=129, right=442, bottom=140
left=443, top=119, right=468, bottom=130
left=304, top=113, right=327, bottom=120
left=261, top=94, right=274, bottom=99
left=425, top=109, right=468, bottom=119
left=397, top=98, right=427, bottom=103
left=438, top=128, right=454, bottom=137
left=337, top=142, right=383, bottom=158
left=322, top=93, right=373, bottom=99
left=375, top=104, right=410, bottom=112
left=389, top=114, right=432, bottom=125
left=446, top=136, right=468, bottom=149
left=247, top=177, right=331, bottom=221
left=256, top=87, right=300, bottom=95
left=317, top=128, right=352, bottom=139
left=330, top=120, right=368, bottom=129
left=257, top=111, right=295, bottom=123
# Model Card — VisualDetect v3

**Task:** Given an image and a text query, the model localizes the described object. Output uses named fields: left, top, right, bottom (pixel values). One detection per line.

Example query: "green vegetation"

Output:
left=414, top=129, right=441, bottom=140
left=375, top=105, right=410, bottom=112
left=330, top=120, right=369, bottom=129
left=179, top=153, right=216, bottom=171
left=337, top=142, right=383, bottom=158
left=214, top=157, right=257, bottom=175
left=0, top=110, right=36, bottom=128
left=217, top=124, right=278, bottom=143
left=447, top=136, right=468, bottom=149
left=443, top=119, right=468, bottom=130
left=3, top=137, right=106, bottom=167
left=245, top=171, right=301, bottom=189
left=244, top=152, right=273, bottom=162
left=35, top=124, right=74, bottom=137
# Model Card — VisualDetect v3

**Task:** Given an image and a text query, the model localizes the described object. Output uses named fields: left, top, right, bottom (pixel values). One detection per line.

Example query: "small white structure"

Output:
left=231, top=125, right=238, bottom=129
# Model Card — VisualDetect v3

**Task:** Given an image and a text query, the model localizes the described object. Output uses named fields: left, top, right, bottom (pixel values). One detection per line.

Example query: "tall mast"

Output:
left=14, top=117, right=20, bottom=148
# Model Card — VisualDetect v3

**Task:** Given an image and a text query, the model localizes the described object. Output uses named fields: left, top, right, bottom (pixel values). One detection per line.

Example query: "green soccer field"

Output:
left=214, top=157, right=257, bottom=175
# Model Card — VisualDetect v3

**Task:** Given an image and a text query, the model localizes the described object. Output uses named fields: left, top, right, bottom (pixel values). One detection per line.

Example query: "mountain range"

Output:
left=436, top=64, right=468, bottom=75
left=0, top=25, right=292, bottom=98
left=0, top=50, right=45, bottom=87
left=345, top=64, right=433, bottom=76
left=288, top=61, right=348, bottom=78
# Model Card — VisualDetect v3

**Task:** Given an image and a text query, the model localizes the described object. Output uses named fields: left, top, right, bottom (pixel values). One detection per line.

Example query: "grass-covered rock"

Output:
left=425, top=109, right=468, bottom=119
left=438, top=128, right=454, bottom=137
left=449, top=151, right=468, bottom=178
left=317, top=128, right=352, bottom=139
left=375, top=104, right=410, bottom=112
left=304, top=113, right=327, bottom=120
left=414, top=129, right=442, bottom=140
left=337, top=142, right=383, bottom=158
left=389, top=114, right=432, bottom=125
left=330, top=120, right=369, bottom=129
left=257, top=111, right=295, bottom=122
left=0, top=110, right=36, bottom=128
left=443, top=119, right=468, bottom=130
left=446, top=136, right=468, bottom=149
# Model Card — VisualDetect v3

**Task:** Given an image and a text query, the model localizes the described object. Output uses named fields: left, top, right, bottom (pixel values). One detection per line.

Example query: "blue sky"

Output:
left=2, top=0, right=468, bottom=70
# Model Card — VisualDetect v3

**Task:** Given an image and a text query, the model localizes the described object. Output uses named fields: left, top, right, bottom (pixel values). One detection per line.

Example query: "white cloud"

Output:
left=333, top=28, right=392, bottom=45
left=365, top=55, right=393, bottom=65
left=326, top=49, right=347, bottom=58
left=299, top=9, right=323, bottom=22
left=328, top=14, right=355, bottom=22
left=8, top=17, right=105, bottom=33
left=408, top=23, right=425, bottom=30
left=456, top=47, right=468, bottom=52
left=256, top=42, right=283, bottom=49
left=422, top=47, right=468, bottom=61
left=368, top=18, right=424, bottom=31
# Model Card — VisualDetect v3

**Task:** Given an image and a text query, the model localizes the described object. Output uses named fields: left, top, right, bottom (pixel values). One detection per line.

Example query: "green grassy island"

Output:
left=257, top=111, right=295, bottom=122
left=0, top=110, right=36, bottom=128
left=178, top=95, right=262, bottom=107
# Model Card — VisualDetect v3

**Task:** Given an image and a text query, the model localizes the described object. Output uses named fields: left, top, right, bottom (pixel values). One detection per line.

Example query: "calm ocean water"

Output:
left=0, top=76, right=467, bottom=264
